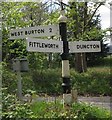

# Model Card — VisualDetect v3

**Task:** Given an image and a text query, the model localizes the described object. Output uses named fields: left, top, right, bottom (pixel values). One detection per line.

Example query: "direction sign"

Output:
left=26, top=38, right=63, bottom=53
left=10, top=24, right=59, bottom=39
left=69, top=41, right=101, bottom=53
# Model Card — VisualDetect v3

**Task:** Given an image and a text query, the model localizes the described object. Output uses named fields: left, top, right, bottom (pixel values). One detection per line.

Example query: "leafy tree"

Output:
left=67, top=2, right=106, bottom=72
left=2, top=2, right=49, bottom=69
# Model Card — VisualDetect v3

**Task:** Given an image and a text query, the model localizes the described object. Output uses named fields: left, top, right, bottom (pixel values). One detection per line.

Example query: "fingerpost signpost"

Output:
left=9, top=8, right=101, bottom=104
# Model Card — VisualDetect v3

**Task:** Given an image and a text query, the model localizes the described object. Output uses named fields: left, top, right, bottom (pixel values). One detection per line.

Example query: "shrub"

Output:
left=2, top=88, right=33, bottom=119
left=31, top=68, right=62, bottom=94
left=2, top=61, right=111, bottom=96
left=2, top=64, right=17, bottom=94
left=71, top=102, right=111, bottom=119
left=71, top=67, right=112, bottom=96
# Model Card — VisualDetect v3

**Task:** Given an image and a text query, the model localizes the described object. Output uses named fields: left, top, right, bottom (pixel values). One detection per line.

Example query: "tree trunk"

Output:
left=75, top=53, right=87, bottom=73
left=75, top=53, right=82, bottom=73
left=74, top=3, right=87, bottom=73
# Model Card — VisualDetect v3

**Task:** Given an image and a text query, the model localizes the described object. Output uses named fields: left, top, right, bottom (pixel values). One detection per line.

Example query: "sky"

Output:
left=97, top=3, right=110, bottom=29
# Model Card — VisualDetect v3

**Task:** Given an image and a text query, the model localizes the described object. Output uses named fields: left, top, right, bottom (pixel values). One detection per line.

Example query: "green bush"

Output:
left=2, top=88, right=33, bottom=119
left=2, top=62, right=35, bottom=95
left=2, top=61, right=111, bottom=96
left=71, top=67, right=112, bottom=96
left=31, top=68, right=62, bottom=94
left=2, top=63, right=17, bottom=94
left=71, top=102, right=111, bottom=119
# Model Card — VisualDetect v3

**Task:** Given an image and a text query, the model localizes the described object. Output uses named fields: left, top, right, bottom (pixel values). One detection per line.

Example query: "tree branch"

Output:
left=84, top=2, right=104, bottom=30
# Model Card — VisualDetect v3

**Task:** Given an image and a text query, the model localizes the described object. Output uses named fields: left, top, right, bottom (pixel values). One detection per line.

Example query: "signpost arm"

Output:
left=58, top=3, right=71, bottom=105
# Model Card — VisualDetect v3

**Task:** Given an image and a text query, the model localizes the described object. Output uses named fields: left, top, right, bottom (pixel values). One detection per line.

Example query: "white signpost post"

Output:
left=26, top=38, right=63, bottom=53
left=10, top=24, right=59, bottom=39
left=69, top=41, right=101, bottom=53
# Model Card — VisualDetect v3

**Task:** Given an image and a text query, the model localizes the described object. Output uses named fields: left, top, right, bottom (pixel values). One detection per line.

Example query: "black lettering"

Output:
left=93, top=45, right=96, bottom=48
left=41, top=29, right=44, bottom=33
left=21, top=31, right=23, bottom=35
left=89, top=45, right=92, bottom=48
left=35, top=30, right=37, bottom=33
left=87, top=45, right=90, bottom=49
left=36, top=42, right=40, bottom=47
left=50, top=44, right=53, bottom=48
left=96, top=45, right=99, bottom=48
left=25, top=31, right=32, bottom=35
left=25, top=31, right=27, bottom=35
left=15, top=32, right=17, bottom=36
left=56, top=45, right=59, bottom=48
left=18, top=32, right=20, bottom=36
left=29, top=42, right=32, bottom=47
left=33, top=42, right=37, bottom=47
left=37, top=29, right=44, bottom=33
left=42, top=43, right=45, bottom=48
left=11, top=33, right=14, bottom=36
left=48, top=44, right=50, bottom=48
left=49, top=28, right=52, bottom=32
left=45, top=44, right=48, bottom=48
left=28, top=31, right=31, bottom=35
left=83, top=45, right=87, bottom=49
left=32, top=30, right=34, bottom=34
left=52, top=44, right=55, bottom=48
left=37, top=29, right=41, bottom=33
left=77, top=45, right=80, bottom=49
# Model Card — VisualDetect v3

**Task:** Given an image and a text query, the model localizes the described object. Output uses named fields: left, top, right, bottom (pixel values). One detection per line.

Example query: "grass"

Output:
left=30, top=101, right=111, bottom=119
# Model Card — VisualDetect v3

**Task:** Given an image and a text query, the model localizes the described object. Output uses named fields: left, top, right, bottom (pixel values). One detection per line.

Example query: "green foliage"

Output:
left=44, top=9, right=59, bottom=25
left=67, top=2, right=102, bottom=40
left=2, top=2, right=50, bottom=66
left=2, top=90, right=33, bottom=119
left=2, top=83, right=111, bottom=119
left=31, top=101, right=63, bottom=118
left=66, top=2, right=108, bottom=72
left=2, top=63, right=17, bottom=94
left=2, top=60, right=111, bottom=119
left=22, top=72, right=35, bottom=94
left=2, top=2, right=30, bottom=63
left=3, top=91, right=111, bottom=119
left=71, top=102, right=111, bottom=119
left=2, top=57, right=111, bottom=96
left=28, top=53, right=48, bottom=70
left=2, top=63, right=34, bottom=95
left=87, top=56, right=112, bottom=67
left=31, top=68, right=62, bottom=94
left=71, top=66, right=112, bottom=96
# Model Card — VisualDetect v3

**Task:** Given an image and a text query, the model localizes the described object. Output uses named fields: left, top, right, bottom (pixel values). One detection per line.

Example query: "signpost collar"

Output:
left=58, top=10, right=67, bottom=23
